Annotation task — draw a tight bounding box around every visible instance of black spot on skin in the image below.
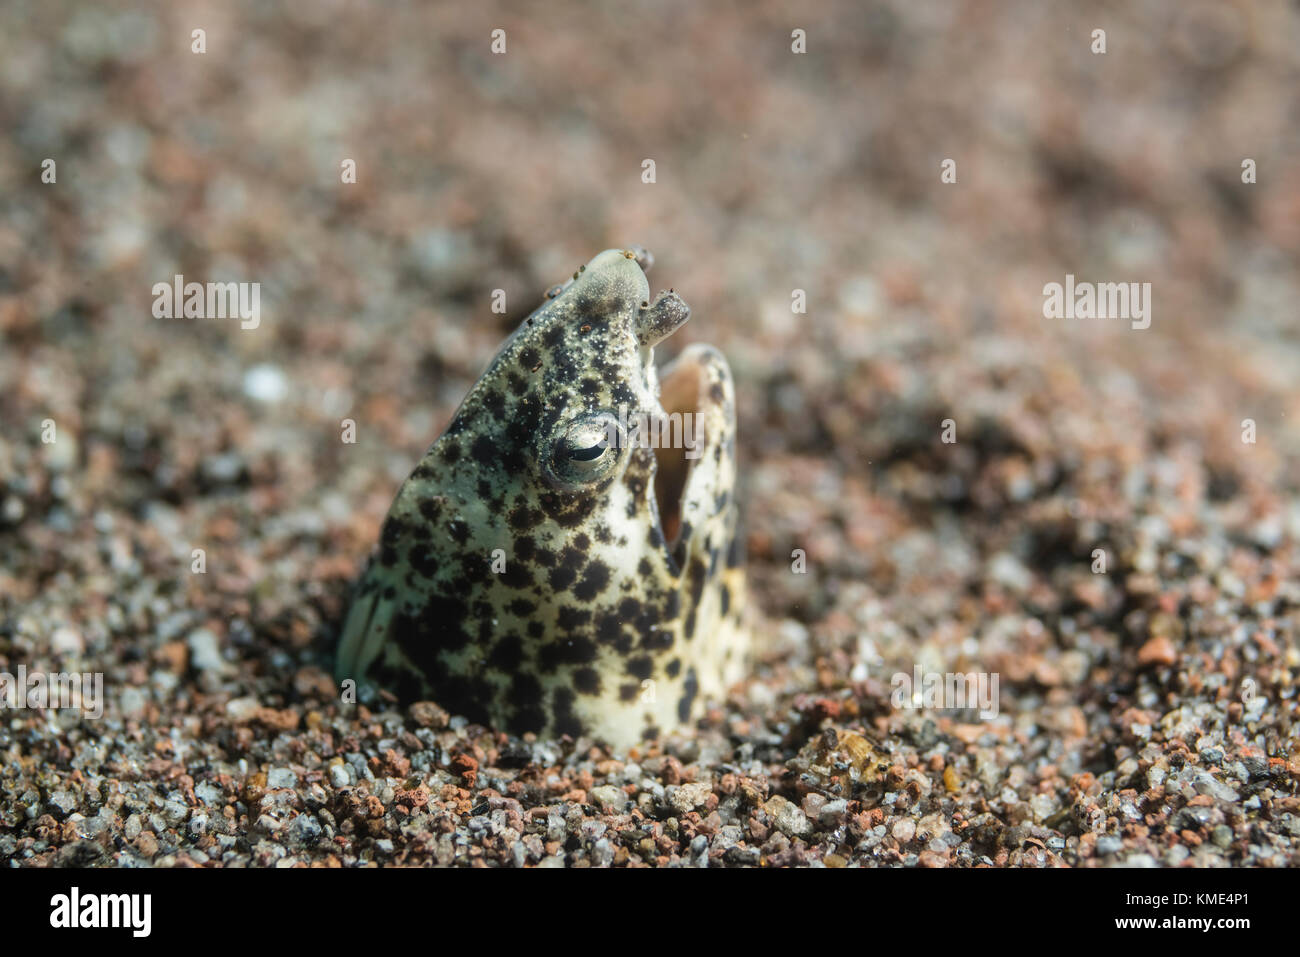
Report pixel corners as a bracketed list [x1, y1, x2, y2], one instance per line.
[548, 564, 577, 592]
[727, 533, 744, 568]
[573, 560, 611, 601]
[720, 584, 731, 615]
[647, 524, 665, 550]
[538, 636, 598, 670]
[688, 557, 707, 611]
[509, 704, 546, 736]
[508, 598, 536, 617]
[623, 599, 665, 653]
[500, 563, 533, 589]
[671, 524, 693, 570]
[501, 446, 527, 476]
[574, 532, 590, 550]
[550, 350, 578, 384]
[508, 505, 542, 531]
[511, 669, 542, 705]
[388, 667, 429, 705]
[595, 613, 625, 649]
[560, 544, 586, 573]
[710, 381, 725, 404]
[417, 497, 442, 523]
[637, 557, 652, 577]
[379, 544, 399, 567]
[447, 519, 471, 545]
[446, 408, 476, 435]
[508, 673, 546, 734]
[626, 656, 653, 681]
[514, 536, 536, 562]
[539, 491, 598, 528]
[519, 346, 541, 370]
[666, 658, 682, 678]
[507, 372, 528, 396]
[556, 605, 591, 629]
[392, 596, 472, 673]
[619, 682, 639, 702]
[482, 390, 506, 418]
[677, 668, 699, 723]
[542, 324, 565, 351]
[470, 435, 496, 466]
[573, 667, 601, 695]
[527, 620, 544, 639]
[579, 377, 601, 397]
[441, 441, 461, 464]
[458, 557, 489, 585]
[389, 614, 437, 677]
[381, 517, 410, 547]
[533, 546, 557, 568]
[488, 633, 524, 672]
[641, 726, 659, 742]
[661, 591, 681, 621]
[408, 544, 438, 577]
[641, 625, 673, 653]
[611, 382, 636, 408]
[552, 687, 584, 737]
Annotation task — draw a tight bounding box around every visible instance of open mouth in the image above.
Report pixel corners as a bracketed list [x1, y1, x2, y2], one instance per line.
[652, 349, 711, 564]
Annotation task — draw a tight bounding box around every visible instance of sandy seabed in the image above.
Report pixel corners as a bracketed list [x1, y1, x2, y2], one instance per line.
[1, 1, 1298, 867]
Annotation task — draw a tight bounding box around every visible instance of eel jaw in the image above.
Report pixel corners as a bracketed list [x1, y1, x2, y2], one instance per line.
[650, 342, 730, 567]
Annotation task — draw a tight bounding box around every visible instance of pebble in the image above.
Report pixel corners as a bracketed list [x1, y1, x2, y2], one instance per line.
[590, 785, 628, 812]
[765, 796, 812, 840]
[47, 791, 78, 818]
[1095, 835, 1124, 855]
[665, 782, 713, 815]
[187, 628, 232, 674]
[267, 768, 298, 790]
[818, 799, 849, 827]
[243, 364, 289, 403]
[50, 627, 84, 656]
[289, 814, 323, 845]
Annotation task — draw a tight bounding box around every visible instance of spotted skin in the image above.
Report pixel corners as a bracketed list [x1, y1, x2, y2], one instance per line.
[336, 248, 746, 748]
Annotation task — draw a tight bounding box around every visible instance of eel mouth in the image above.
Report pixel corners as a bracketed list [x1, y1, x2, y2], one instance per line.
[651, 347, 716, 563]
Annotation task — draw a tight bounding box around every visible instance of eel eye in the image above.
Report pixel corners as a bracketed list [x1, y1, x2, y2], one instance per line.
[547, 412, 626, 488]
[568, 440, 608, 463]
